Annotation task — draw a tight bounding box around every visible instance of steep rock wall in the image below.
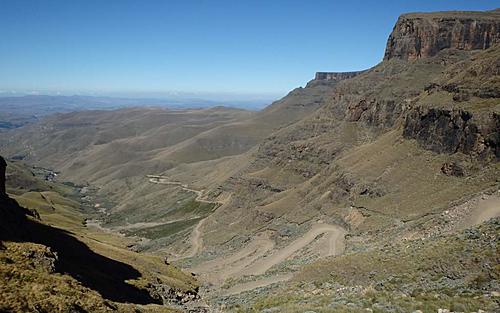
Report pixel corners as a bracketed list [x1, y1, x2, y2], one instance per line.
[306, 71, 366, 87]
[314, 71, 366, 81]
[384, 10, 500, 60]
[403, 108, 500, 159]
[0, 156, 6, 195]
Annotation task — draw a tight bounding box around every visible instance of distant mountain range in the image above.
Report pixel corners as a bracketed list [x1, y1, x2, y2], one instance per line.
[0, 94, 276, 129]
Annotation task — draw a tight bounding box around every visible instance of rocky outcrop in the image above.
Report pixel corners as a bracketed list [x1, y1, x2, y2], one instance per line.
[346, 98, 404, 130]
[314, 71, 366, 81]
[0, 156, 39, 240]
[0, 156, 6, 196]
[384, 10, 500, 60]
[441, 162, 466, 176]
[306, 71, 366, 87]
[403, 108, 500, 160]
[22, 245, 58, 273]
[147, 278, 200, 305]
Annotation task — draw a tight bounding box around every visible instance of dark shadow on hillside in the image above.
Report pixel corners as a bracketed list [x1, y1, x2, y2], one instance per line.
[0, 196, 161, 305]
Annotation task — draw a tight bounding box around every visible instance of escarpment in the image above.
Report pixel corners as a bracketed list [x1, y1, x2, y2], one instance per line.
[384, 9, 500, 60]
[306, 70, 366, 87]
[314, 71, 366, 81]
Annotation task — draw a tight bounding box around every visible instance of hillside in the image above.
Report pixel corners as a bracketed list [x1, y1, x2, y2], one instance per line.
[0, 77, 352, 251]
[175, 9, 500, 310]
[0, 8, 499, 313]
[0, 156, 204, 312]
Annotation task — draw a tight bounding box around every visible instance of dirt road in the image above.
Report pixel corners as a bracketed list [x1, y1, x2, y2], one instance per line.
[147, 175, 223, 259]
[183, 217, 207, 259]
[239, 223, 345, 276]
[147, 175, 223, 205]
[147, 175, 347, 295]
[471, 195, 500, 225]
[189, 223, 345, 295]
[191, 233, 275, 284]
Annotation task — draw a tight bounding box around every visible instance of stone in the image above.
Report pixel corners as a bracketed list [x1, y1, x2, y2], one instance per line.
[23, 246, 58, 273]
[441, 162, 466, 177]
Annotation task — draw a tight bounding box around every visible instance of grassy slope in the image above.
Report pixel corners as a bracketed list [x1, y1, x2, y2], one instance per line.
[0, 242, 178, 313]
[199, 46, 499, 249]
[1, 160, 197, 312]
[234, 219, 500, 313]
[0, 84, 331, 252]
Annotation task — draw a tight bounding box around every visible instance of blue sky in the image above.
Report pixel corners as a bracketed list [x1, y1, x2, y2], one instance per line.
[0, 0, 497, 100]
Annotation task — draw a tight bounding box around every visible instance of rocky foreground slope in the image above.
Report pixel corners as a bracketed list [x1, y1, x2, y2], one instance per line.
[0, 156, 204, 312]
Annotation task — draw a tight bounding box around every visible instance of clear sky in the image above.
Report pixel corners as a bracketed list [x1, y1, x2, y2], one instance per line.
[0, 0, 497, 100]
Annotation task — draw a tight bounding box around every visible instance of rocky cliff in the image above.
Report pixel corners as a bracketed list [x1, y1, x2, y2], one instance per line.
[314, 71, 365, 81]
[403, 108, 500, 160]
[0, 156, 5, 195]
[384, 9, 500, 60]
[306, 71, 366, 88]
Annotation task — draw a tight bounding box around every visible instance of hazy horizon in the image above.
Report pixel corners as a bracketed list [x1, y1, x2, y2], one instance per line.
[0, 0, 497, 101]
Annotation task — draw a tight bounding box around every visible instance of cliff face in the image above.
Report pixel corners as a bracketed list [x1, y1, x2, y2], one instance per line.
[314, 71, 365, 81]
[0, 156, 6, 195]
[306, 71, 365, 88]
[384, 10, 500, 60]
[403, 108, 500, 160]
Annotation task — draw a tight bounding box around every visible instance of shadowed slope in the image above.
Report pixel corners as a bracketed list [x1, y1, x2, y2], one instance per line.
[0, 191, 160, 305]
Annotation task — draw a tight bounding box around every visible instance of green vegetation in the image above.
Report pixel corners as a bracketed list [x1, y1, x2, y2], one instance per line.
[0, 242, 178, 313]
[126, 217, 203, 240]
[1, 160, 198, 312]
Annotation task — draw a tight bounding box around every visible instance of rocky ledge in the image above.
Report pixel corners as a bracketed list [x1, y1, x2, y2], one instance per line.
[403, 107, 500, 160]
[314, 71, 365, 81]
[306, 71, 366, 87]
[384, 9, 500, 60]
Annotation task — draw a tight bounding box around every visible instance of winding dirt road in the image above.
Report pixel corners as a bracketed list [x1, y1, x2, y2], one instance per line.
[191, 222, 346, 295]
[239, 223, 345, 276]
[471, 195, 500, 225]
[183, 217, 207, 259]
[147, 175, 222, 259]
[147, 175, 347, 296]
[147, 175, 222, 205]
[191, 233, 275, 284]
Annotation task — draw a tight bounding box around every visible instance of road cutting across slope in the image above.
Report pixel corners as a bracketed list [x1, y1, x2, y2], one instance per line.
[191, 233, 275, 284]
[471, 195, 500, 225]
[147, 175, 223, 260]
[147, 175, 223, 205]
[239, 223, 345, 276]
[187, 222, 345, 297]
[182, 217, 207, 259]
[147, 174, 347, 295]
